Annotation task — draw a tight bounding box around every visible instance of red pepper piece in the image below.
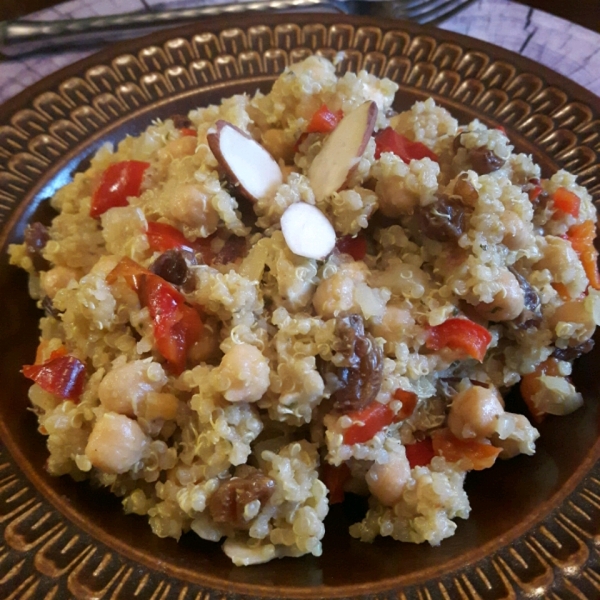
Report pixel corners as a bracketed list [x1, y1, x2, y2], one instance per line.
[138, 273, 202, 374]
[426, 318, 492, 362]
[321, 462, 351, 504]
[567, 220, 600, 290]
[405, 438, 435, 468]
[393, 388, 418, 420]
[343, 402, 396, 445]
[90, 160, 150, 219]
[431, 428, 501, 471]
[23, 355, 86, 401]
[106, 256, 152, 290]
[180, 128, 197, 137]
[147, 222, 195, 253]
[306, 104, 344, 134]
[552, 187, 581, 218]
[374, 127, 439, 163]
[335, 234, 367, 261]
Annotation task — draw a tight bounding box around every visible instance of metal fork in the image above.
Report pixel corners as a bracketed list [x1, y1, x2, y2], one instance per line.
[0, 0, 475, 56]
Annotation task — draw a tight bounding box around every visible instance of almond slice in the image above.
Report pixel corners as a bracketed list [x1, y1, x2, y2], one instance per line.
[281, 202, 336, 260]
[207, 120, 283, 202]
[308, 101, 378, 203]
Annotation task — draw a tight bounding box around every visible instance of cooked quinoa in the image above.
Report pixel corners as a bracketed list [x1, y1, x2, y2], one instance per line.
[9, 56, 600, 566]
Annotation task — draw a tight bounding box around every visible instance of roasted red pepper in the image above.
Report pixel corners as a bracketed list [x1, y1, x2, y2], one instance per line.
[405, 438, 435, 468]
[393, 388, 418, 421]
[343, 402, 395, 445]
[374, 127, 439, 163]
[567, 220, 600, 290]
[426, 318, 492, 362]
[431, 428, 501, 471]
[179, 128, 197, 137]
[138, 273, 202, 374]
[107, 258, 202, 373]
[321, 462, 351, 504]
[90, 160, 150, 219]
[335, 234, 367, 261]
[552, 187, 581, 218]
[23, 355, 86, 401]
[306, 104, 344, 134]
[146, 222, 195, 253]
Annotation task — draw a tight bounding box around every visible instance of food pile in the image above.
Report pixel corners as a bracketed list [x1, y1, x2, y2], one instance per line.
[9, 56, 600, 566]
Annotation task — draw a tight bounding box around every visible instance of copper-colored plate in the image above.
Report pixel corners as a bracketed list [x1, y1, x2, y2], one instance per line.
[1, 12, 600, 600]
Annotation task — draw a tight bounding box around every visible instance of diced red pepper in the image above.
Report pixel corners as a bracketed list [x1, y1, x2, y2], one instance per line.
[374, 127, 439, 163]
[335, 234, 367, 261]
[138, 273, 202, 374]
[23, 355, 86, 401]
[496, 125, 506, 134]
[528, 185, 542, 203]
[106, 256, 152, 290]
[107, 258, 202, 373]
[567, 220, 600, 290]
[520, 357, 562, 423]
[306, 104, 344, 134]
[146, 222, 195, 253]
[393, 388, 418, 421]
[552, 187, 581, 218]
[343, 402, 395, 445]
[405, 438, 435, 468]
[431, 428, 501, 471]
[90, 160, 150, 219]
[426, 317, 491, 360]
[321, 462, 351, 504]
[426, 318, 492, 362]
[180, 128, 197, 137]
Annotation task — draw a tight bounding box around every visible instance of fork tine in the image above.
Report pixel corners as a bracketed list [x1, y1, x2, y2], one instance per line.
[402, 0, 474, 23]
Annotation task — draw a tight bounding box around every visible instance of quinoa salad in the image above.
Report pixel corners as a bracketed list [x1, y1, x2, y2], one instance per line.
[9, 56, 600, 566]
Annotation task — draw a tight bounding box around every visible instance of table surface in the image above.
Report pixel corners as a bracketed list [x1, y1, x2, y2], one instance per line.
[1, 0, 600, 106]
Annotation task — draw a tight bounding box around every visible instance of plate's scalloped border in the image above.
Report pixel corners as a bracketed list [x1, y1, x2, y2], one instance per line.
[1, 15, 600, 600]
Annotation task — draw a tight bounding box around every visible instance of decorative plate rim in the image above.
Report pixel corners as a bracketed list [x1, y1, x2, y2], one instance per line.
[1, 12, 600, 600]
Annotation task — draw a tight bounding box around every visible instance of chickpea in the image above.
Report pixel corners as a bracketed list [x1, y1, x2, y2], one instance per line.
[85, 413, 148, 474]
[549, 300, 596, 342]
[214, 343, 270, 403]
[365, 447, 411, 507]
[370, 305, 415, 343]
[501, 211, 532, 250]
[474, 269, 525, 322]
[376, 177, 419, 217]
[98, 360, 167, 417]
[40, 265, 78, 299]
[312, 263, 366, 319]
[157, 136, 197, 161]
[261, 129, 294, 164]
[535, 236, 587, 299]
[169, 184, 219, 233]
[448, 385, 504, 440]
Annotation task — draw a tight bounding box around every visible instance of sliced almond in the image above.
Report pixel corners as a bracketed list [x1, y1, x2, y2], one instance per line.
[281, 202, 336, 260]
[308, 101, 378, 203]
[207, 120, 283, 202]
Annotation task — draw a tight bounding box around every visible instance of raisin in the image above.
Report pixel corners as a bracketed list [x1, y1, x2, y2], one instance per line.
[24, 222, 51, 271]
[331, 315, 383, 413]
[169, 114, 192, 129]
[212, 236, 247, 266]
[208, 470, 275, 528]
[509, 266, 542, 329]
[41, 296, 61, 319]
[468, 146, 505, 175]
[150, 249, 192, 287]
[552, 339, 595, 362]
[418, 195, 471, 242]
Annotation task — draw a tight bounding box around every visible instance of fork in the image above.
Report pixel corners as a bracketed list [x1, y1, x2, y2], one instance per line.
[0, 0, 475, 56]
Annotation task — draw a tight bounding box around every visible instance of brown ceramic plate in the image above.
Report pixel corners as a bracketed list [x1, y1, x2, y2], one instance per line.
[1, 12, 600, 600]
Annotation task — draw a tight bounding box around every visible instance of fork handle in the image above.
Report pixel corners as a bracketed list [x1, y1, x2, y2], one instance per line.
[0, 0, 336, 56]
